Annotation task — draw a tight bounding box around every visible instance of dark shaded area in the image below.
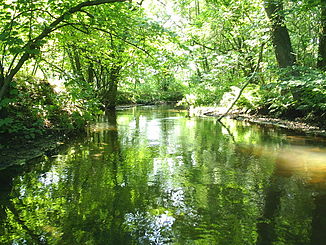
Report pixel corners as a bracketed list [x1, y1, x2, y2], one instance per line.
[318, 0, 326, 70]
[311, 193, 326, 244]
[256, 177, 283, 245]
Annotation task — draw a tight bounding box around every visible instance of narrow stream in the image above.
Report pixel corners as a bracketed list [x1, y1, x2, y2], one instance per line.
[1, 106, 326, 244]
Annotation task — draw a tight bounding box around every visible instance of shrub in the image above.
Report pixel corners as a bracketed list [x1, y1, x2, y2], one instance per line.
[256, 67, 326, 125]
[0, 74, 100, 141]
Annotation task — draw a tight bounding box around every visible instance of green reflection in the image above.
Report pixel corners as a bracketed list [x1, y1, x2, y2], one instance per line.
[0, 106, 326, 244]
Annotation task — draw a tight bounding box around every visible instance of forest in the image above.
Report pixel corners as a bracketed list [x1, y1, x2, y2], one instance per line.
[0, 0, 325, 142]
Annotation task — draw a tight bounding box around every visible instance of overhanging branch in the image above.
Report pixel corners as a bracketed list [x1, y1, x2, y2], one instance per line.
[92, 26, 153, 57]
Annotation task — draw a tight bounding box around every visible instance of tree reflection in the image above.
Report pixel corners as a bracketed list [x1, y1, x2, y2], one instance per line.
[257, 176, 283, 245]
[0, 106, 325, 244]
[311, 192, 326, 244]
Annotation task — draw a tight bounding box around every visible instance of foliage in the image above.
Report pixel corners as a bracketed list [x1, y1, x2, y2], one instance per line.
[164, 0, 326, 125]
[0, 0, 326, 142]
[0, 74, 100, 140]
[0, 0, 181, 140]
[253, 67, 326, 124]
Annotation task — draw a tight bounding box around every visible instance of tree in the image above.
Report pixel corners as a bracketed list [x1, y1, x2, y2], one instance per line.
[318, 0, 326, 69]
[264, 0, 296, 68]
[0, 0, 126, 102]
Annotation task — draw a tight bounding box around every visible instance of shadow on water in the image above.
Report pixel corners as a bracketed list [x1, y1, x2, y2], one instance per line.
[255, 173, 326, 245]
[0, 105, 326, 244]
[0, 160, 55, 244]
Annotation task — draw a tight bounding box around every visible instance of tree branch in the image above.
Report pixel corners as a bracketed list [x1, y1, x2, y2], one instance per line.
[62, 22, 90, 34]
[91, 26, 153, 57]
[31, 0, 126, 44]
[192, 39, 216, 51]
[39, 57, 71, 77]
[217, 42, 265, 121]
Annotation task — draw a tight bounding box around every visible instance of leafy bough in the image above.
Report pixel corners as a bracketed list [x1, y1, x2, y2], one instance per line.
[0, 0, 126, 102]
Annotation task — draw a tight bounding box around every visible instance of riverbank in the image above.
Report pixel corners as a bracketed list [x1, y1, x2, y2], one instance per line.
[1, 104, 325, 170]
[190, 106, 326, 137]
[0, 133, 73, 170]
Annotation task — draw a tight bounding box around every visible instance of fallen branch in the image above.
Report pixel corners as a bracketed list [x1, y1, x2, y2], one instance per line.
[217, 43, 265, 121]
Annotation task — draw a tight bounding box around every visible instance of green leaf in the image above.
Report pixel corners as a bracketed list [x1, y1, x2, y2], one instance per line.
[9, 89, 19, 96]
[0, 117, 13, 127]
[9, 46, 23, 54]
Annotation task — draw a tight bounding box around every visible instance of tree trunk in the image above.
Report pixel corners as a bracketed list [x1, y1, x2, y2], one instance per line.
[106, 80, 118, 109]
[0, 53, 31, 101]
[104, 65, 121, 109]
[317, 0, 326, 70]
[264, 0, 296, 68]
[87, 64, 95, 84]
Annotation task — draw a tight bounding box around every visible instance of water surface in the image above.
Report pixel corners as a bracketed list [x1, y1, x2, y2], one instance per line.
[1, 106, 326, 244]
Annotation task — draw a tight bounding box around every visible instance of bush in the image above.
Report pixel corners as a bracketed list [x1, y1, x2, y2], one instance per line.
[0, 74, 99, 141]
[256, 67, 326, 125]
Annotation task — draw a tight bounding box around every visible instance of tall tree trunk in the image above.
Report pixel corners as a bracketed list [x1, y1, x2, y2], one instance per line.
[0, 64, 4, 88]
[317, 0, 326, 70]
[87, 64, 95, 84]
[104, 65, 121, 109]
[67, 47, 88, 82]
[0, 53, 31, 101]
[264, 0, 296, 68]
[106, 80, 118, 109]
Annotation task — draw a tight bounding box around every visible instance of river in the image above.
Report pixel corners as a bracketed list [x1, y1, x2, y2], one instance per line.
[1, 105, 326, 244]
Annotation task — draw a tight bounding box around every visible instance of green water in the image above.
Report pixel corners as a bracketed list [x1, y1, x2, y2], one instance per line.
[1, 106, 326, 245]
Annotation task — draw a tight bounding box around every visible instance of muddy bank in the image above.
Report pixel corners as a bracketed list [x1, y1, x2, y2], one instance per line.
[190, 106, 326, 137]
[0, 134, 71, 170]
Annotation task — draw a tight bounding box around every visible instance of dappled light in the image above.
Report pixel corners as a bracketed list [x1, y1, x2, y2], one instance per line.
[1, 106, 326, 244]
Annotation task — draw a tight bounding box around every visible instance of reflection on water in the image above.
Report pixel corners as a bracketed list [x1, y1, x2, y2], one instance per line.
[1, 106, 326, 244]
[235, 144, 326, 184]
